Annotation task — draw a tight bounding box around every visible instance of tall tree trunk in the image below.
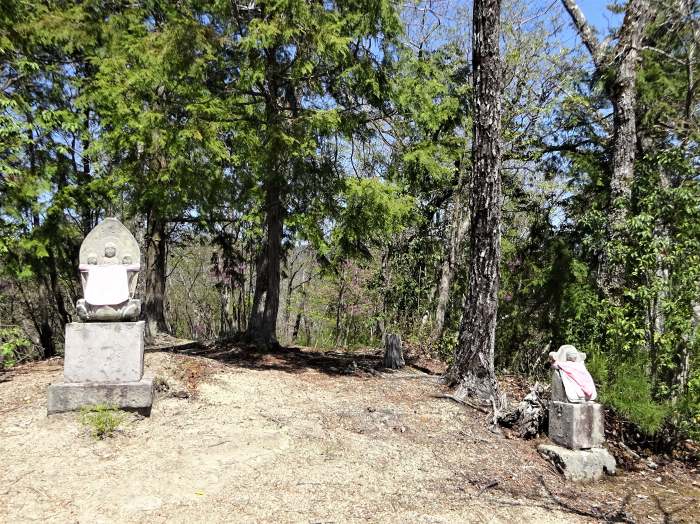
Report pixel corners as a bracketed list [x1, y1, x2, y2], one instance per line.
[248, 247, 268, 335]
[246, 176, 283, 346]
[219, 283, 234, 337]
[78, 109, 96, 237]
[448, 0, 503, 406]
[26, 120, 56, 358]
[602, 4, 649, 293]
[144, 212, 169, 340]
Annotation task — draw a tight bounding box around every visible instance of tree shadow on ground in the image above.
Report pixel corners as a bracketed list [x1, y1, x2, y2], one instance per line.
[152, 339, 411, 377]
[537, 475, 635, 523]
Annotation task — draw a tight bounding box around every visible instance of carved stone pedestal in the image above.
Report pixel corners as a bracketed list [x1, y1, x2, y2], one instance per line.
[47, 377, 153, 415]
[47, 321, 153, 415]
[549, 400, 604, 450]
[64, 322, 145, 382]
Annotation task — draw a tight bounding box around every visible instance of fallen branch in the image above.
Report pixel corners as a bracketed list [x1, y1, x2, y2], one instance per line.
[380, 372, 441, 381]
[476, 479, 499, 497]
[434, 394, 489, 414]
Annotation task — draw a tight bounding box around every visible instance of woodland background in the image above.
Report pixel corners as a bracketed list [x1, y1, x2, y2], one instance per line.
[1, 0, 699, 440]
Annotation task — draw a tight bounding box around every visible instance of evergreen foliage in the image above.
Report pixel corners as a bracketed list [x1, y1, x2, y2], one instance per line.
[1, 0, 698, 439]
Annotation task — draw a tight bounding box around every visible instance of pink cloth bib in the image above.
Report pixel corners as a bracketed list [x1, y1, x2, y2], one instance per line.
[554, 361, 597, 401]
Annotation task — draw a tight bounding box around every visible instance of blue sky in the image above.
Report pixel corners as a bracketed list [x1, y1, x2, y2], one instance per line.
[579, 0, 624, 32]
[553, 0, 624, 40]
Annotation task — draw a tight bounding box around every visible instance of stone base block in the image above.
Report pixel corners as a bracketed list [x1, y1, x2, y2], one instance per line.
[64, 321, 144, 383]
[538, 444, 616, 482]
[47, 377, 153, 415]
[549, 400, 604, 449]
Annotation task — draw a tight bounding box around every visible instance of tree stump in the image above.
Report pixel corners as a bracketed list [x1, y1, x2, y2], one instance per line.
[383, 333, 405, 369]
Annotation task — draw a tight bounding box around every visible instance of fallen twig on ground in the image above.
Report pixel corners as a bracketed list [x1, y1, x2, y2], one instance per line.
[476, 479, 499, 497]
[379, 372, 441, 381]
[434, 394, 489, 414]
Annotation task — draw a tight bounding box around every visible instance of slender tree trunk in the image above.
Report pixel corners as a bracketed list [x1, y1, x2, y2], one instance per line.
[335, 266, 347, 346]
[262, 178, 283, 342]
[26, 120, 56, 358]
[292, 276, 308, 344]
[248, 250, 268, 335]
[448, 0, 503, 406]
[144, 212, 169, 340]
[434, 173, 470, 338]
[78, 109, 95, 237]
[283, 267, 293, 341]
[219, 283, 234, 337]
[602, 25, 644, 293]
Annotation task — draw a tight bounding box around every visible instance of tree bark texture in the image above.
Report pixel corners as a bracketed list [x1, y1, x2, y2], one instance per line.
[434, 168, 470, 339]
[448, 0, 503, 405]
[383, 333, 405, 369]
[604, 0, 652, 293]
[144, 212, 169, 340]
[246, 176, 283, 346]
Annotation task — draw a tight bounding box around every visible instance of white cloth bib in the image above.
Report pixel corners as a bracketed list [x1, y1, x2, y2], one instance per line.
[83, 265, 130, 305]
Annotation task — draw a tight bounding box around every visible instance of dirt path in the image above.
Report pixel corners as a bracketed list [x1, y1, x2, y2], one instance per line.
[1, 346, 697, 523]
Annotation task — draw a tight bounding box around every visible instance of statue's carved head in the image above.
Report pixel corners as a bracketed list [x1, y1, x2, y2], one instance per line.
[550, 344, 586, 365]
[79, 218, 140, 275]
[104, 242, 117, 259]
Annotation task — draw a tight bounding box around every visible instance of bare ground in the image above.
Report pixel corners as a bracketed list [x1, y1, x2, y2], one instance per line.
[1, 343, 698, 523]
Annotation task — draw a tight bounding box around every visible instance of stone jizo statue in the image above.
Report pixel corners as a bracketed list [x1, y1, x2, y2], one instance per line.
[538, 343, 613, 479]
[75, 218, 141, 322]
[548, 344, 597, 403]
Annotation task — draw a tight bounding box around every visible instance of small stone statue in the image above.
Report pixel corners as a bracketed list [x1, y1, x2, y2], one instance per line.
[537, 343, 615, 481]
[548, 344, 597, 403]
[546, 344, 605, 450]
[75, 218, 141, 322]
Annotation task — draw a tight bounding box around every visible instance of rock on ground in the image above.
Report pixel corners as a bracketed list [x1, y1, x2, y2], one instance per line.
[538, 444, 616, 482]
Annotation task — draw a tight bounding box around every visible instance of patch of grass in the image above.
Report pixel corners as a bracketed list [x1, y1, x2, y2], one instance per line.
[80, 404, 125, 439]
[602, 363, 670, 435]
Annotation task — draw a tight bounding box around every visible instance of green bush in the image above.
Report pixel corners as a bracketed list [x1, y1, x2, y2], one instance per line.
[80, 404, 125, 439]
[675, 370, 700, 440]
[0, 326, 32, 369]
[601, 362, 670, 434]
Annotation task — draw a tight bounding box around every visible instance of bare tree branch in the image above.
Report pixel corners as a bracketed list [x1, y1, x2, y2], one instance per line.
[560, 0, 606, 66]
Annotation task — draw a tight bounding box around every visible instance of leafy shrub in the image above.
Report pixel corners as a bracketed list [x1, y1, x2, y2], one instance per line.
[675, 370, 700, 440]
[600, 363, 670, 435]
[0, 326, 32, 369]
[80, 404, 125, 439]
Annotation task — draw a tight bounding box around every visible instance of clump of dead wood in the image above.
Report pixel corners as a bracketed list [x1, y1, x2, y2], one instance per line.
[497, 382, 549, 439]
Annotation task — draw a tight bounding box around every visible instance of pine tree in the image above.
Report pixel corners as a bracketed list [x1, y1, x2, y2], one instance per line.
[448, 0, 504, 406]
